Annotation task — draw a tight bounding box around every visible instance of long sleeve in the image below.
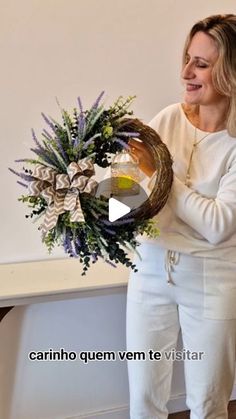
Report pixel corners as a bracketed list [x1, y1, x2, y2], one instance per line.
[169, 161, 236, 245]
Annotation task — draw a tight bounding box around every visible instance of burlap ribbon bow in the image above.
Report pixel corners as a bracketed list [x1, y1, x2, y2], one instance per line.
[28, 158, 98, 233]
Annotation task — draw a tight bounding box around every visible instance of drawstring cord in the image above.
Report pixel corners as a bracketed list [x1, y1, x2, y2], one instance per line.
[165, 250, 180, 285]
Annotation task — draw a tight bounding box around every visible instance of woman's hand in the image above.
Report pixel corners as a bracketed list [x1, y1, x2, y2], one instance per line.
[129, 139, 156, 178]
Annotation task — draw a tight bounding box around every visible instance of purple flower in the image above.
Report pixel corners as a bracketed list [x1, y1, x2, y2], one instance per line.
[77, 97, 83, 113]
[74, 237, 82, 255]
[104, 228, 116, 235]
[105, 259, 117, 268]
[113, 138, 129, 149]
[99, 219, 112, 226]
[76, 237, 81, 247]
[30, 147, 46, 159]
[82, 138, 93, 150]
[91, 252, 98, 262]
[31, 129, 42, 149]
[100, 217, 134, 227]
[42, 129, 53, 139]
[82, 134, 100, 150]
[30, 147, 57, 167]
[91, 91, 105, 110]
[17, 181, 28, 188]
[116, 131, 140, 137]
[55, 138, 69, 163]
[8, 167, 35, 182]
[63, 230, 81, 258]
[15, 158, 31, 163]
[41, 113, 56, 132]
[77, 113, 85, 138]
[63, 231, 73, 254]
[111, 218, 135, 226]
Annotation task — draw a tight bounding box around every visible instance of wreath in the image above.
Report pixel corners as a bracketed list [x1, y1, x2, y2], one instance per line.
[9, 92, 173, 274]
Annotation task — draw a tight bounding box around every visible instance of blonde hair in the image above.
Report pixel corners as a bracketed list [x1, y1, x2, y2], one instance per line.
[183, 14, 236, 137]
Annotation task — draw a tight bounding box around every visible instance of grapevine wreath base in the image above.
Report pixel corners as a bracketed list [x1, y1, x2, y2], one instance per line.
[10, 93, 173, 274]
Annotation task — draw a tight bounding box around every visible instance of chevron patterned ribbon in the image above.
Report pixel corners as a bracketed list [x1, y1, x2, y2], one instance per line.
[28, 158, 98, 233]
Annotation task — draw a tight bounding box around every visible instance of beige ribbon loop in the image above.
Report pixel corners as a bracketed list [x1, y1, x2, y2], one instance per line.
[56, 174, 70, 190]
[42, 191, 66, 232]
[83, 178, 98, 195]
[41, 186, 56, 205]
[78, 158, 95, 177]
[70, 201, 85, 222]
[28, 159, 97, 232]
[28, 180, 49, 196]
[64, 189, 78, 211]
[67, 162, 81, 180]
[71, 175, 88, 189]
[33, 164, 57, 184]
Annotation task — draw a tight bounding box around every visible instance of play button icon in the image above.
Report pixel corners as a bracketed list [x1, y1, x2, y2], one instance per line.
[108, 197, 131, 222]
[95, 176, 150, 225]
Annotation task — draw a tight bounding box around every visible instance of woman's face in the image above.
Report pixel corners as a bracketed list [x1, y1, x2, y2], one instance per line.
[181, 31, 223, 106]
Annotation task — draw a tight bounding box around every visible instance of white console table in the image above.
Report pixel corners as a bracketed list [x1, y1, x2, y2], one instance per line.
[0, 258, 128, 307]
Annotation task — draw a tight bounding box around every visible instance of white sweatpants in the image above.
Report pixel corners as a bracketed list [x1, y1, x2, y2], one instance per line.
[126, 242, 236, 419]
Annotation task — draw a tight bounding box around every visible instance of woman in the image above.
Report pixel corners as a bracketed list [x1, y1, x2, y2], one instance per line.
[127, 14, 236, 419]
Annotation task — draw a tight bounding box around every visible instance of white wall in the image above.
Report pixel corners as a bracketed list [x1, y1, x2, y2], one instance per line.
[0, 292, 129, 419]
[1, 1, 236, 418]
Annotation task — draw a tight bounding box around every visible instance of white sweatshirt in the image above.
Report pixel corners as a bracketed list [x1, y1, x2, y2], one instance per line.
[141, 103, 236, 264]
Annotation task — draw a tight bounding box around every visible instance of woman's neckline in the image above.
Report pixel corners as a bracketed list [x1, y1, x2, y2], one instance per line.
[179, 103, 227, 135]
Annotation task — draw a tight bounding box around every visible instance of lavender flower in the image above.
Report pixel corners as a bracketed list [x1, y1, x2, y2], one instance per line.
[116, 131, 140, 137]
[77, 113, 85, 140]
[76, 237, 81, 247]
[42, 129, 53, 140]
[104, 227, 116, 236]
[77, 96, 83, 113]
[111, 218, 135, 226]
[100, 219, 113, 226]
[30, 148, 58, 169]
[73, 238, 81, 256]
[91, 91, 105, 110]
[100, 217, 134, 227]
[55, 137, 69, 163]
[15, 158, 31, 163]
[41, 113, 56, 132]
[113, 138, 129, 149]
[17, 181, 28, 188]
[31, 129, 43, 149]
[30, 147, 47, 159]
[8, 167, 35, 182]
[63, 230, 77, 257]
[82, 133, 101, 150]
[91, 252, 98, 262]
[105, 259, 117, 268]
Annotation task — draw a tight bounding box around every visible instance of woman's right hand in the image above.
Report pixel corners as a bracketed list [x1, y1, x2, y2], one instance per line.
[129, 139, 156, 178]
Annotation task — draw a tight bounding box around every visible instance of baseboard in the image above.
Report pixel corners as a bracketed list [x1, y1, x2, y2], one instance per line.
[167, 382, 236, 414]
[66, 383, 236, 419]
[66, 405, 130, 419]
[65, 395, 187, 419]
[230, 384, 236, 400]
[167, 393, 188, 413]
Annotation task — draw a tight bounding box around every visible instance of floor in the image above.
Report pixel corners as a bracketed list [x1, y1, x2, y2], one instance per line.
[168, 400, 236, 418]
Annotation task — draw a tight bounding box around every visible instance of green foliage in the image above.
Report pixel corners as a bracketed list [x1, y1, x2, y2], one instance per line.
[139, 219, 160, 239]
[18, 195, 47, 219]
[42, 229, 57, 254]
